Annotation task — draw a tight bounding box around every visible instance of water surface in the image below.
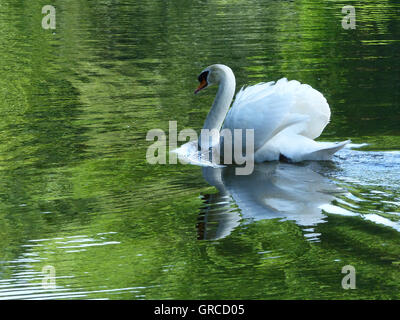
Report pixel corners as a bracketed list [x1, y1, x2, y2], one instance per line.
[0, 0, 399, 299]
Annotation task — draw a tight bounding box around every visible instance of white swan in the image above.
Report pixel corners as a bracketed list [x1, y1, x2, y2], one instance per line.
[194, 64, 350, 163]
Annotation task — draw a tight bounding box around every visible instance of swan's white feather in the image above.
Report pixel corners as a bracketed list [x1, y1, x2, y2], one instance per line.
[223, 77, 343, 161]
[254, 133, 350, 163]
[224, 81, 296, 151]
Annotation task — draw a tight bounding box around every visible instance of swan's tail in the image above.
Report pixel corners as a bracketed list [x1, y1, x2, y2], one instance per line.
[255, 133, 351, 162]
[305, 140, 351, 160]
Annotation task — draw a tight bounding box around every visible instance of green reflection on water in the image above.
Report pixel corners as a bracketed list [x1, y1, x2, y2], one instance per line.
[0, 0, 399, 299]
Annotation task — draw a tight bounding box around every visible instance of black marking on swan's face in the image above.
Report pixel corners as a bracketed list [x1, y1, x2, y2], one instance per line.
[198, 71, 209, 83]
[195, 70, 209, 94]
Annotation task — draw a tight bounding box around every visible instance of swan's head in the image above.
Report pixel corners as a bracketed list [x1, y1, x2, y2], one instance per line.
[194, 64, 232, 94]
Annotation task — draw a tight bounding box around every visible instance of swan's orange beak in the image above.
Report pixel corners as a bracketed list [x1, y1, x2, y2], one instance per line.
[194, 79, 208, 94]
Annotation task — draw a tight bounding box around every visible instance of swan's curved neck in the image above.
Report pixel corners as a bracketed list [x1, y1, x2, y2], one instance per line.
[202, 67, 236, 132]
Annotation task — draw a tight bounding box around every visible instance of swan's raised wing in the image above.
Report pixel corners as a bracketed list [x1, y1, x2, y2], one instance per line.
[282, 79, 330, 139]
[223, 78, 332, 153]
[223, 79, 310, 151]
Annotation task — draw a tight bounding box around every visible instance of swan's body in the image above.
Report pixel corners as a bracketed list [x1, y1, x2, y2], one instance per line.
[194, 64, 349, 163]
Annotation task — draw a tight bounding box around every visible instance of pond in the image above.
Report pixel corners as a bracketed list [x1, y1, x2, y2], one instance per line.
[0, 0, 399, 299]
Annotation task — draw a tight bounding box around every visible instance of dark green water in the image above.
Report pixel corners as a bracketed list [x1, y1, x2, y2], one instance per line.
[0, 0, 399, 299]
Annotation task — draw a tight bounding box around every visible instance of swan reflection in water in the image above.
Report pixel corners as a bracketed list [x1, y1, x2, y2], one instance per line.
[197, 162, 345, 241]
